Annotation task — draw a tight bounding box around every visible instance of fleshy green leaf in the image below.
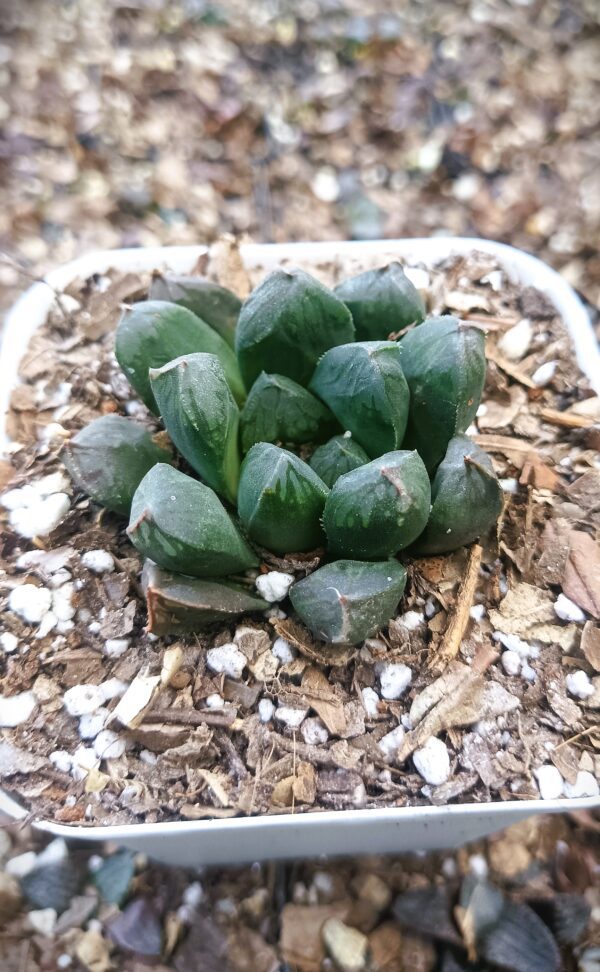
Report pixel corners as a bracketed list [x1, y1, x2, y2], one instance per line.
[398, 315, 486, 471]
[235, 267, 355, 388]
[115, 300, 245, 413]
[92, 850, 135, 906]
[240, 372, 339, 452]
[150, 352, 240, 504]
[149, 272, 241, 346]
[237, 443, 329, 554]
[289, 559, 407, 644]
[323, 450, 431, 558]
[62, 414, 171, 516]
[309, 435, 370, 488]
[411, 435, 502, 555]
[310, 341, 410, 458]
[128, 464, 257, 577]
[334, 262, 426, 341]
[142, 561, 268, 635]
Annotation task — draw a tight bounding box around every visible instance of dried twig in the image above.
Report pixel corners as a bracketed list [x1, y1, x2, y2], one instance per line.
[538, 407, 595, 430]
[147, 708, 237, 728]
[485, 345, 537, 389]
[0, 251, 71, 320]
[427, 544, 482, 673]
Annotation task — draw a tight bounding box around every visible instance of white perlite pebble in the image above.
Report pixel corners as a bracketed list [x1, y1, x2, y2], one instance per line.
[0, 691, 37, 728]
[497, 318, 533, 361]
[501, 650, 522, 676]
[379, 663, 412, 700]
[206, 643, 246, 679]
[79, 709, 108, 740]
[104, 638, 130, 658]
[499, 477, 519, 494]
[0, 632, 18, 653]
[399, 610, 424, 630]
[206, 693, 225, 710]
[413, 737, 451, 786]
[9, 493, 70, 539]
[534, 764, 564, 800]
[71, 746, 100, 781]
[404, 266, 430, 291]
[255, 571, 295, 602]
[301, 717, 329, 746]
[52, 583, 75, 622]
[563, 771, 599, 799]
[258, 698, 275, 723]
[378, 725, 405, 761]
[94, 729, 126, 760]
[272, 636, 297, 664]
[470, 604, 486, 622]
[275, 705, 308, 729]
[554, 594, 586, 623]
[5, 851, 38, 878]
[139, 749, 158, 766]
[566, 670, 595, 700]
[361, 687, 380, 718]
[8, 585, 52, 624]
[63, 684, 106, 717]
[81, 550, 115, 574]
[493, 631, 538, 659]
[532, 360, 557, 387]
[49, 750, 73, 774]
[28, 908, 57, 936]
[469, 854, 489, 879]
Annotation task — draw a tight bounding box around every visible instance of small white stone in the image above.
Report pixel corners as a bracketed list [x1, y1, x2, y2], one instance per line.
[81, 550, 115, 574]
[8, 584, 52, 624]
[521, 662, 537, 683]
[501, 650, 522, 676]
[63, 684, 105, 717]
[206, 643, 246, 679]
[554, 594, 586, 623]
[206, 693, 225, 709]
[311, 167, 339, 202]
[532, 360, 557, 387]
[566, 670, 595, 699]
[103, 638, 129, 658]
[79, 708, 108, 740]
[94, 729, 126, 760]
[378, 725, 405, 761]
[534, 764, 564, 800]
[99, 678, 127, 701]
[272, 636, 297, 664]
[49, 569, 72, 589]
[413, 736, 451, 786]
[28, 908, 57, 936]
[57, 954, 72, 969]
[5, 851, 37, 878]
[498, 318, 533, 361]
[139, 749, 158, 765]
[36, 610, 58, 639]
[0, 632, 18, 653]
[274, 705, 307, 729]
[49, 750, 73, 773]
[361, 687, 380, 718]
[88, 621, 101, 634]
[2, 485, 36, 510]
[404, 267, 430, 291]
[52, 583, 76, 622]
[379, 663, 412, 700]
[563, 771, 599, 799]
[399, 610, 424, 630]
[258, 698, 275, 723]
[71, 746, 100, 781]
[9, 493, 70, 538]
[0, 691, 37, 727]
[255, 571, 294, 602]
[468, 853, 489, 879]
[182, 881, 204, 908]
[300, 717, 329, 746]
[481, 270, 504, 292]
[493, 631, 536, 658]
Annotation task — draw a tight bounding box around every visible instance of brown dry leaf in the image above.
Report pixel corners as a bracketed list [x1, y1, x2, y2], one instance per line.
[271, 776, 295, 808]
[566, 469, 600, 512]
[293, 761, 317, 804]
[546, 670, 583, 727]
[473, 433, 534, 469]
[488, 820, 534, 879]
[562, 530, 600, 618]
[478, 386, 527, 430]
[279, 903, 351, 972]
[581, 622, 600, 672]
[273, 617, 355, 667]
[330, 740, 363, 770]
[110, 669, 162, 729]
[300, 666, 347, 736]
[519, 452, 562, 491]
[399, 664, 486, 762]
[488, 582, 578, 649]
[198, 768, 232, 807]
[206, 235, 251, 297]
[368, 922, 403, 971]
[550, 743, 580, 784]
[428, 543, 482, 672]
[228, 926, 279, 972]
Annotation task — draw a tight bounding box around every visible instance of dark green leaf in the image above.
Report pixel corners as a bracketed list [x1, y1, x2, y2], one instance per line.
[309, 434, 370, 488]
[334, 262, 425, 341]
[240, 372, 339, 452]
[149, 272, 240, 346]
[92, 850, 135, 906]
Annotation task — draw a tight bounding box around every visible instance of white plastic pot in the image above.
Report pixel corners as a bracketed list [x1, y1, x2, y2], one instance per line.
[1, 238, 598, 866]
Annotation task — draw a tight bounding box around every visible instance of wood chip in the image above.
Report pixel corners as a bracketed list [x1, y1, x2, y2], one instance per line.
[428, 544, 482, 673]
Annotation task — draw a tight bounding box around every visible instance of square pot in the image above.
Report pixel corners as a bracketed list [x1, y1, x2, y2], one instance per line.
[1, 237, 599, 866]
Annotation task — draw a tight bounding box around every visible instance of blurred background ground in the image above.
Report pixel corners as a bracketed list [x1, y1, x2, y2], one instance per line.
[0, 0, 599, 969]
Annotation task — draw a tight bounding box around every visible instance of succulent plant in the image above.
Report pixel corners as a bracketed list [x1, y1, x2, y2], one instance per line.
[237, 443, 329, 554]
[149, 272, 241, 347]
[240, 372, 339, 452]
[143, 561, 268, 635]
[115, 300, 246, 412]
[235, 267, 355, 388]
[149, 352, 240, 503]
[310, 341, 410, 458]
[289, 559, 407, 644]
[334, 262, 426, 341]
[309, 434, 370, 488]
[398, 315, 486, 471]
[412, 435, 503, 555]
[61, 414, 171, 516]
[128, 464, 257, 577]
[323, 450, 431, 558]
